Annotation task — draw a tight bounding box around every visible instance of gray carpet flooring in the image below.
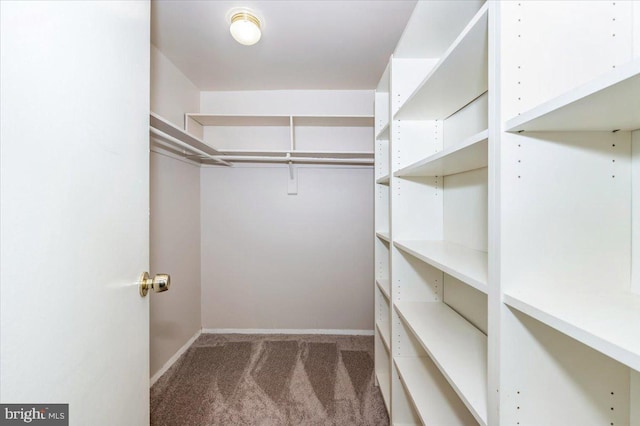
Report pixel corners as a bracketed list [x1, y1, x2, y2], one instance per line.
[151, 334, 390, 425]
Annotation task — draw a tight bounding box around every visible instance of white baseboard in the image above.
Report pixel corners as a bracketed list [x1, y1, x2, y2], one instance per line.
[150, 328, 202, 386]
[201, 328, 375, 336]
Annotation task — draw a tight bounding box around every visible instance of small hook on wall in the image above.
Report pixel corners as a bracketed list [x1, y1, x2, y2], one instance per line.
[287, 161, 297, 195]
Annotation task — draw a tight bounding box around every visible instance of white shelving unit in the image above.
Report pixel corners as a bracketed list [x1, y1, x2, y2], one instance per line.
[376, 278, 390, 301]
[395, 356, 477, 426]
[386, 1, 489, 424]
[393, 357, 432, 425]
[394, 130, 488, 178]
[394, 3, 488, 121]
[394, 240, 488, 294]
[375, 286, 392, 413]
[375, 174, 390, 185]
[149, 112, 231, 166]
[496, 2, 640, 424]
[375, 231, 391, 243]
[505, 59, 640, 132]
[185, 113, 374, 165]
[375, 1, 640, 424]
[396, 302, 488, 425]
[503, 288, 640, 371]
[374, 61, 392, 416]
[376, 0, 640, 426]
[375, 347, 391, 414]
[376, 124, 389, 141]
[149, 111, 375, 166]
[377, 378, 390, 412]
[376, 321, 391, 352]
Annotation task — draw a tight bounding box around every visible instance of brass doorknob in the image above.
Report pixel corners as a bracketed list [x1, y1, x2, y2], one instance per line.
[139, 272, 170, 297]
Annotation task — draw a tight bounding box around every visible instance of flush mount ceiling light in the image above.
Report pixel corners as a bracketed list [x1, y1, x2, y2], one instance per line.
[228, 9, 262, 46]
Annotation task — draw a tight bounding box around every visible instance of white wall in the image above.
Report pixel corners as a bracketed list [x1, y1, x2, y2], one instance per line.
[200, 165, 375, 331]
[199, 90, 375, 332]
[149, 45, 201, 378]
[150, 45, 199, 126]
[200, 89, 373, 116]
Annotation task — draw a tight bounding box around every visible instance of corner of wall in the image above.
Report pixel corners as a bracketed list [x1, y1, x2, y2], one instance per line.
[150, 44, 200, 126]
[149, 44, 204, 380]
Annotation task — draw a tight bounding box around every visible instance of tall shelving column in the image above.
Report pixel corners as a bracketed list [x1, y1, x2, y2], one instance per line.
[497, 1, 640, 425]
[385, 1, 490, 424]
[376, 1, 640, 424]
[374, 63, 391, 415]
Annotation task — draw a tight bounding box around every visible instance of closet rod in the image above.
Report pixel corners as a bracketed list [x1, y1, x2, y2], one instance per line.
[149, 127, 232, 167]
[150, 137, 202, 162]
[207, 155, 374, 165]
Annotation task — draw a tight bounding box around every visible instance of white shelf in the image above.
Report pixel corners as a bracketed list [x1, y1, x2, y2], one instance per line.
[394, 130, 488, 177]
[376, 279, 390, 302]
[395, 302, 488, 426]
[394, 240, 488, 294]
[293, 116, 373, 127]
[150, 112, 219, 155]
[188, 114, 290, 126]
[504, 287, 640, 372]
[289, 150, 373, 159]
[187, 113, 373, 127]
[150, 113, 373, 165]
[395, 356, 477, 426]
[217, 149, 289, 157]
[376, 231, 391, 243]
[393, 1, 485, 59]
[375, 369, 391, 412]
[394, 4, 488, 120]
[184, 112, 374, 165]
[216, 150, 374, 159]
[505, 59, 640, 132]
[376, 123, 389, 141]
[394, 357, 435, 426]
[376, 322, 391, 353]
[376, 174, 390, 185]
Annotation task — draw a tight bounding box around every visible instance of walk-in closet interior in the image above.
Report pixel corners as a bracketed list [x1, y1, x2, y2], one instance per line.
[4, 0, 636, 424]
[148, 0, 640, 424]
[146, 1, 411, 384]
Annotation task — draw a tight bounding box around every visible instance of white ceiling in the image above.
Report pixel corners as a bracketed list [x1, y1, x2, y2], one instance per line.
[151, 0, 417, 91]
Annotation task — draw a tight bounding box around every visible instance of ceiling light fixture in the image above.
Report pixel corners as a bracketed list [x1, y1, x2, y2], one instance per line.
[229, 9, 262, 46]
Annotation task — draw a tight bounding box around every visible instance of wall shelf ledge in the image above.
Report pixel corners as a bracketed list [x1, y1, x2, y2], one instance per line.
[394, 130, 488, 177]
[504, 287, 640, 371]
[505, 58, 640, 132]
[394, 240, 488, 293]
[395, 301, 488, 426]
